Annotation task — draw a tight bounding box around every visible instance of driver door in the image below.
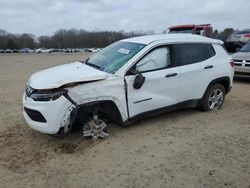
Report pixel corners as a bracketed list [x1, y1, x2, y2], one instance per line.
[125, 45, 180, 118]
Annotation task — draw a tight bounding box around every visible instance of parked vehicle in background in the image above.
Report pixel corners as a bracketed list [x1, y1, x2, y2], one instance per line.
[23, 34, 233, 140]
[5, 49, 13, 53]
[85, 48, 92, 52]
[12, 49, 19, 53]
[232, 41, 250, 78]
[20, 48, 34, 53]
[168, 24, 213, 38]
[35, 48, 51, 53]
[0, 49, 19, 53]
[49, 48, 62, 53]
[72, 48, 79, 52]
[78, 48, 85, 52]
[91, 48, 100, 53]
[65, 48, 73, 53]
[85, 48, 101, 53]
[225, 29, 250, 53]
[227, 29, 250, 44]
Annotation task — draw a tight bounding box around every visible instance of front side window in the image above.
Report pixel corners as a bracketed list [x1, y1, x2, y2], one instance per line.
[86, 42, 145, 74]
[136, 47, 171, 72]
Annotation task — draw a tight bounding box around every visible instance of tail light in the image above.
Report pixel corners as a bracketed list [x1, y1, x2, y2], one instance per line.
[243, 34, 250, 38]
[230, 59, 234, 68]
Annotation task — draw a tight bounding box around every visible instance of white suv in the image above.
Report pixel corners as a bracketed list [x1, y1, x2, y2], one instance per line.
[23, 34, 234, 140]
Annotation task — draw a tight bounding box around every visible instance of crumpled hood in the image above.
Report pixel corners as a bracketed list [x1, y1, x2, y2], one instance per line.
[232, 52, 250, 60]
[29, 62, 108, 90]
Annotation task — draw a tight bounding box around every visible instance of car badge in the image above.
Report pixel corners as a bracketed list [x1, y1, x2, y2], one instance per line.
[242, 60, 246, 66]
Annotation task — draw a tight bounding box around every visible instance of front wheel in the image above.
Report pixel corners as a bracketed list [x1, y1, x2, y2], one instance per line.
[83, 114, 108, 141]
[200, 84, 225, 111]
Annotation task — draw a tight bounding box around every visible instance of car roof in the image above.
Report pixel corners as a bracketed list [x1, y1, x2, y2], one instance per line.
[121, 34, 223, 45]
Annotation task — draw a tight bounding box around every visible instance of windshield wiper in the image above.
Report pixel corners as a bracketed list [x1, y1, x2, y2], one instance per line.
[83, 58, 102, 70]
[79, 58, 89, 64]
[86, 62, 102, 70]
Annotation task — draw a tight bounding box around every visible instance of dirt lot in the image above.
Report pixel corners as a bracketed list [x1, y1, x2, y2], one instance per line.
[0, 53, 249, 188]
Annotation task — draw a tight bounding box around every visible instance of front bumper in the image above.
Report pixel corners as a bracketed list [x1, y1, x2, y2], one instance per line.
[23, 94, 74, 134]
[234, 66, 250, 78]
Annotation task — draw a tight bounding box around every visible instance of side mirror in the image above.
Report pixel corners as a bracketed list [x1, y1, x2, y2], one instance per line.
[133, 72, 145, 89]
[127, 67, 137, 75]
[235, 47, 241, 52]
[127, 66, 146, 89]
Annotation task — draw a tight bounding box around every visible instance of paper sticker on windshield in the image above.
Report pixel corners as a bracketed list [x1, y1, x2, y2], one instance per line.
[118, 48, 130, 54]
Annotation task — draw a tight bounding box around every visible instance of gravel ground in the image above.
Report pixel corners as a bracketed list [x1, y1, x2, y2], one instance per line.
[0, 53, 249, 188]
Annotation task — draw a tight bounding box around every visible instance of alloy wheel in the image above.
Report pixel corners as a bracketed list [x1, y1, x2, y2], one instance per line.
[208, 88, 224, 110]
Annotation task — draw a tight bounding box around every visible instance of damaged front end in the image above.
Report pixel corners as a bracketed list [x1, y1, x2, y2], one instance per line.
[25, 85, 68, 102]
[24, 82, 117, 140]
[23, 61, 124, 140]
[23, 84, 76, 135]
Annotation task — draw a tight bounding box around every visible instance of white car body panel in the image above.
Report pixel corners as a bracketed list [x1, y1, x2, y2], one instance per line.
[23, 94, 74, 134]
[67, 75, 128, 121]
[178, 62, 205, 102]
[125, 67, 180, 117]
[29, 62, 108, 90]
[212, 44, 234, 85]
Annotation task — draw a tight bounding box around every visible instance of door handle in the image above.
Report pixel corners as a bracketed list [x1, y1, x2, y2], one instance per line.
[204, 65, 213, 69]
[165, 73, 178, 78]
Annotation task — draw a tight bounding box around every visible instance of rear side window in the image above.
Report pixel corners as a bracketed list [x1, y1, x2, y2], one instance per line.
[175, 43, 215, 66]
[205, 44, 216, 58]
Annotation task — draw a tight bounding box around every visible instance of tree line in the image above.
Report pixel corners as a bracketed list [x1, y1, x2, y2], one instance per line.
[0, 29, 154, 49]
[0, 28, 235, 50]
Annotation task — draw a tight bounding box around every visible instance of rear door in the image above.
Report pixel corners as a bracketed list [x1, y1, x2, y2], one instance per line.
[174, 43, 211, 102]
[125, 45, 180, 118]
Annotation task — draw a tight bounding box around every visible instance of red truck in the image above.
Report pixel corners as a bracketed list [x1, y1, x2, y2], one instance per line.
[168, 24, 213, 38]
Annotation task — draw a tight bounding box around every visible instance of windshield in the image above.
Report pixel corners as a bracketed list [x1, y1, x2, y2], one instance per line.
[169, 28, 193, 34]
[240, 42, 250, 52]
[85, 42, 145, 73]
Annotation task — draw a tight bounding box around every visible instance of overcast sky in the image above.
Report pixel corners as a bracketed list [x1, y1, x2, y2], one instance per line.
[0, 0, 249, 36]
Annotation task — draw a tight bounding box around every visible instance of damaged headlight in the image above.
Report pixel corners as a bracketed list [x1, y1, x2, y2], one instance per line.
[26, 85, 67, 101]
[30, 90, 67, 101]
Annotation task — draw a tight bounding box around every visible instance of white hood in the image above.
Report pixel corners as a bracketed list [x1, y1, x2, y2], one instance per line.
[29, 62, 108, 90]
[232, 52, 250, 60]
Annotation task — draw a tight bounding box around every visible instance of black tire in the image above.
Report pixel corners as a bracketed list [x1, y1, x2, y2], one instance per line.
[200, 83, 226, 111]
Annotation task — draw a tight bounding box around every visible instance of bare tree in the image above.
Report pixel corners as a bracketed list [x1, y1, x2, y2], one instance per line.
[0, 29, 9, 49]
[0, 28, 154, 49]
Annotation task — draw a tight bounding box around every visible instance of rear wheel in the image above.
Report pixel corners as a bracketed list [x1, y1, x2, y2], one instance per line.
[200, 84, 225, 111]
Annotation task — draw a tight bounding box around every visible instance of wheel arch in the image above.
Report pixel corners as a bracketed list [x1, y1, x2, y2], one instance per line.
[70, 100, 124, 127]
[203, 77, 231, 98]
